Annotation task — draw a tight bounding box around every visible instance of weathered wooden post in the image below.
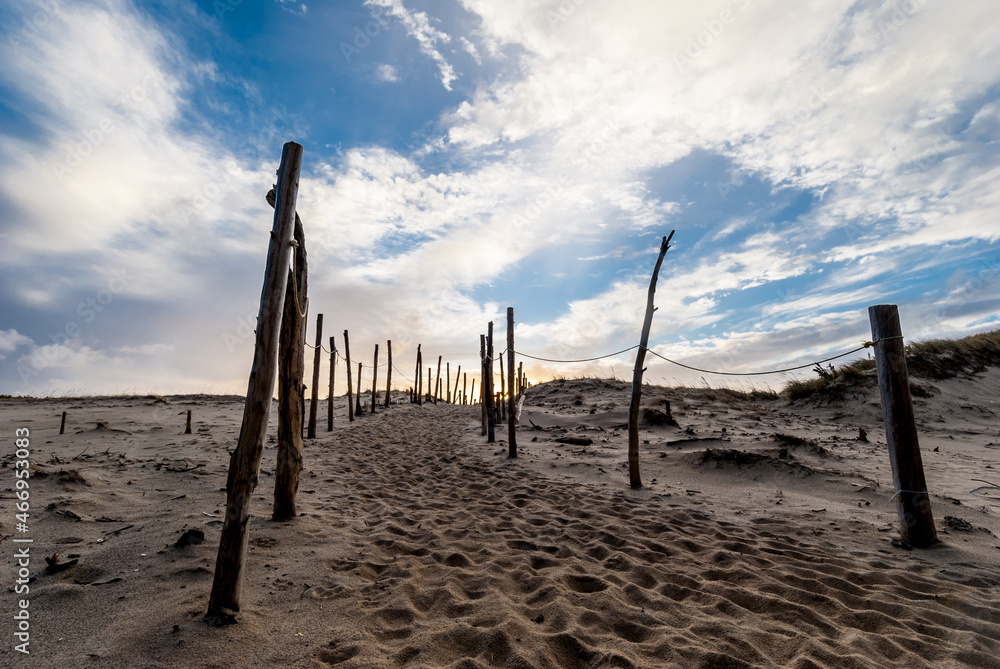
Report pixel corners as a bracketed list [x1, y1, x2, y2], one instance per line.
[499, 350, 506, 423]
[480, 335, 487, 433]
[344, 330, 354, 422]
[627, 231, 674, 489]
[486, 322, 495, 443]
[185, 410, 192, 435]
[328, 336, 335, 432]
[385, 340, 392, 408]
[415, 345, 422, 405]
[427, 367, 432, 402]
[518, 362, 524, 398]
[371, 344, 379, 414]
[273, 206, 307, 522]
[208, 140, 302, 620]
[869, 304, 938, 548]
[462, 372, 468, 406]
[446, 362, 451, 403]
[470, 378, 476, 406]
[453, 365, 461, 404]
[307, 313, 323, 439]
[434, 356, 442, 404]
[59, 411, 67, 435]
[356, 362, 363, 415]
[507, 307, 517, 458]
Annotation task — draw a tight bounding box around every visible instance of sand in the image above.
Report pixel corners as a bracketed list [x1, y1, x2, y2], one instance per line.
[1, 374, 999, 668]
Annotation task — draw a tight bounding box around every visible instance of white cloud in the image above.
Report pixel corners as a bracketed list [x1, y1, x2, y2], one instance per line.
[376, 63, 400, 82]
[365, 0, 457, 90]
[275, 1, 308, 16]
[0, 329, 34, 359]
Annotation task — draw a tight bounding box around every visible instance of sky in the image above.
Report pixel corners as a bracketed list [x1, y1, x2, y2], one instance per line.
[1, 0, 999, 397]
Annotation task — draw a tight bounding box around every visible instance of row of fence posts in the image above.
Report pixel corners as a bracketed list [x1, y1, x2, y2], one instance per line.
[204, 143, 937, 627]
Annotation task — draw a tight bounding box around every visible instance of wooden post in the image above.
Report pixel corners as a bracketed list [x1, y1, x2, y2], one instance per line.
[480, 335, 487, 433]
[518, 362, 524, 398]
[627, 231, 674, 490]
[356, 363, 363, 415]
[428, 367, 432, 402]
[307, 314, 322, 439]
[470, 378, 476, 406]
[434, 356, 442, 404]
[462, 373, 467, 406]
[185, 410, 192, 434]
[453, 365, 461, 404]
[415, 345, 422, 406]
[869, 304, 938, 548]
[385, 340, 392, 408]
[59, 411, 67, 435]
[371, 344, 379, 414]
[208, 140, 302, 619]
[499, 349, 506, 423]
[486, 322, 495, 443]
[328, 336, 335, 432]
[344, 330, 354, 422]
[273, 209, 307, 522]
[507, 307, 517, 458]
[446, 362, 451, 403]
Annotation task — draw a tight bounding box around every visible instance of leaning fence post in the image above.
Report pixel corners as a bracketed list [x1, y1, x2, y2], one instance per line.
[627, 231, 674, 489]
[208, 140, 302, 620]
[415, 345, 422, 405]
[435, 356, 442, 404]
[507, 307, 517, 458]
[307, 313, 323, 439]
[868, 304, 938, 548]
[344, 330, 354, 422]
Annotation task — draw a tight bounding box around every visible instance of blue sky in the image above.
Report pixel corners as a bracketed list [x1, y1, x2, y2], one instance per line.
[1, 0, 999, 396]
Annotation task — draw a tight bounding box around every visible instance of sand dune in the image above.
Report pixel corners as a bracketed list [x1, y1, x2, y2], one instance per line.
[2, 379, 999, 667]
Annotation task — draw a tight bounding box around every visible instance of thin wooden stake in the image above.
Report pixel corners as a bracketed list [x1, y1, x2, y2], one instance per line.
[480, 335, 487, 434]
[415, 345, 422, 406]
[208, 140, 302, 619]
[60, 411, 67, 435]
[328, 336, 335, 432]
[371, 344, 379, 414]
[356, 363, 363, 415]
[307, 313, 323, 439]
[486, 322, 495, 443]
[446, 362, 451, 403]
[435, 356, 442, 404]
[385, 340, 392, 408]
[344, 330, 354, 422]
[463, 373, 468, 406]
[627, 231, 674, 489]
[507, 307, 517, 458]
[185, 410, 192, 435]
[869, 304, 938, 548]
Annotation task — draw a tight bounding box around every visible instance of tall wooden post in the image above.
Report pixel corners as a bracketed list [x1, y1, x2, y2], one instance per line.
[208, 140, 302, 619]
[446, 362, 451, 403]
[627, 231, 674, 490]
[453, 365, 461, 404]
[185, 410, 192, 434]
[371, 344, 379, 414]
[273, 207, 307, 522]
[486, 322, 495, 443]
[470, 378, 476, 406]
[869, 305, 938, 548]
[518, 362, 524, 398]
[60, 411, 67, 435]
[328, 336, 335, 432]
[385, 340, 392, 408]
[499, 350, 506, 423]
[434, 356, 442, 404]
[356, 363, 363, 415]
[428, 367, 432, 403]
[480, 335, 487, 433]
[415, 345, 422, 406]
[307, 314, 323, 439]
[507, 307, 517, 458]
[462, 373, 467, 406]
[343, 330, 354, 422]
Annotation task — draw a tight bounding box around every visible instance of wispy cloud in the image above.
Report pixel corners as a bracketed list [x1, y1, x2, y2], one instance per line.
[365, 0, 457, 90]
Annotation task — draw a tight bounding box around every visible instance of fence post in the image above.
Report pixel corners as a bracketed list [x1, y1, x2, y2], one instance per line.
[356, 363, 363, 415]
[371, 344, 379, 414]
[307, 313, 322, 439]
[274, 209, 307, 521]
[60, 411, 67, 435]
[434, 356, 442, 404]
[344, 330, 354, 422]
[428, 367, 432, 403]
[628, 231, 674, 490]
[415, 345, 422, 405]
[185, 410, 192, 435]
[328, 336, 335, 432]
[463, 372, 468, 406]
[446, 362, 451, 403]
[486, 322, 495, 443]
[208, 140, 302, 620]
[385, 340, 392, 408]
[868, 304, 938, 548]
[507, 307, 517, 458]
[480, 335, 487, 434]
